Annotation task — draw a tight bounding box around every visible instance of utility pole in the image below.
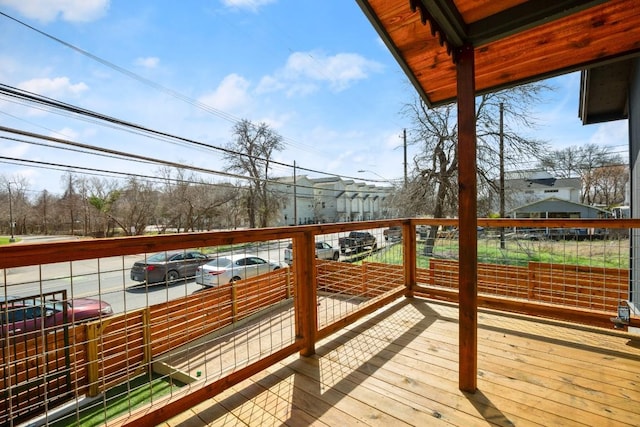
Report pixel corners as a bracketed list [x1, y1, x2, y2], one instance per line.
[293, 160, 298, 225]
[403, 128, 407, 189]
[499, 102, 505, 249]
[7, 182, 15, 242]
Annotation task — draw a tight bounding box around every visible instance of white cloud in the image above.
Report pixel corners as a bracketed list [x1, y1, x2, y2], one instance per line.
[589, 121, 629, 147]
[135, 57, 160, 69]
[0, 0, 109, 23]
[257, 50, 384, 96]
[384, 131, 404, 149]
[0, 140, 29, 158]
[51, 127, 79, 141]
[18, 77, 88, 97]
[198, 73, 252, 113]
[327, 150, 356, 172]
[221, 0, 275, 12]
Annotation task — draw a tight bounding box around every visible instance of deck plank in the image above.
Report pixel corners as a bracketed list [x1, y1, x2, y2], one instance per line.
[164, 298, 640, 427]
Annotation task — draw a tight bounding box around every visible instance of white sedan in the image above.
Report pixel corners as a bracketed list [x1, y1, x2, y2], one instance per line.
[284, 241, 340, 265]
[195, 254, 286, 287]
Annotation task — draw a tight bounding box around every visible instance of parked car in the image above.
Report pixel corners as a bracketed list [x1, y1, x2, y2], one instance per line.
[338, 231, 377, 253]
[130, 250, 211, 284]
[1, 296, 113, 337]
[195, 254, 286, 287]
[284, 241, 340, 265]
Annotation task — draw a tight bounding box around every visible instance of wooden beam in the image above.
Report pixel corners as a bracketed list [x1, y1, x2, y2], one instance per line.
[295, 231, 317, 356]
[404, 220, 416, 297]
[456, 43, 478, 393]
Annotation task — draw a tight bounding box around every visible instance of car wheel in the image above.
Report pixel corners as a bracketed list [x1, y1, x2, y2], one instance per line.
[230, 276, 242, 283]
[166, 270, 180, 283]
[332, 252, 339, 261]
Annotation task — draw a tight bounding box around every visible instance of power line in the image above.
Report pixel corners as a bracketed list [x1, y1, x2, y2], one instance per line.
[0, 10, 325, 156]
[0, 127, 393, 196]
[0, 83, 381, 183]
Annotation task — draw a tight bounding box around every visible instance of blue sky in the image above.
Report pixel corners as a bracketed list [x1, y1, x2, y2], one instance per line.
[0, 0, 629, 194]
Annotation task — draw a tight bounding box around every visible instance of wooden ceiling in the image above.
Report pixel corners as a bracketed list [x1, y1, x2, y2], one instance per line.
[356, 0, 640, 107]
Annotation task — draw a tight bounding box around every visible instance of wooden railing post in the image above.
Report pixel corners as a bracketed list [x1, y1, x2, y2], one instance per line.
[294, 231, 317, 356]
[404, 221, 416, 297]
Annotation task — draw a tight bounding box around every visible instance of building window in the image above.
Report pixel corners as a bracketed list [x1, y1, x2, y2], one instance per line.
[544, 189, 558, 193]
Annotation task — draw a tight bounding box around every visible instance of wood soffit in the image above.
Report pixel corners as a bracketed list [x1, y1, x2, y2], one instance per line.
[356, 0, 640, 107]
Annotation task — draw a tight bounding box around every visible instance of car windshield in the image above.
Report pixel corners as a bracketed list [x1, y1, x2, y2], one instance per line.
[146, 253, 170, 263]
[33, 299, 65, 313]
[207, 257, 233, 268]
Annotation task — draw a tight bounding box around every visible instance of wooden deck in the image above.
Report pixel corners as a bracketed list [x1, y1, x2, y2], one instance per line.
[161, 297, 640, 426]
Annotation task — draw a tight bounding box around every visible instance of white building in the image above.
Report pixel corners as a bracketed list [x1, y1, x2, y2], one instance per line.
[496, 170, 581, 213]
[270, 175, 393, 226]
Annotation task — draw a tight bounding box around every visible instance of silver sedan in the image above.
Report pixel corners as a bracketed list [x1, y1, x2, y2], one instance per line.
[195, 254, 286, 287]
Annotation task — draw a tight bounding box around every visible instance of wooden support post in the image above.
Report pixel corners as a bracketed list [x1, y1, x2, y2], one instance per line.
[403, 221, 416, 297]
[294, 231, 317, 356]
[456, 43, 478, 393]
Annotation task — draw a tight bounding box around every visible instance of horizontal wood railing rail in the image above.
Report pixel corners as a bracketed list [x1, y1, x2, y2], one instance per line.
[1, 217, 639, 426]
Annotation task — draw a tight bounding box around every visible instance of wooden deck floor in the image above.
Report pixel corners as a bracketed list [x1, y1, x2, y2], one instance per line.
[161, 297, 640, 426]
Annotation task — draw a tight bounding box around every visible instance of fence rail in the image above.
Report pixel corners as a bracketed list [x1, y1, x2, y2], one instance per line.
[1, 218, 638, 426]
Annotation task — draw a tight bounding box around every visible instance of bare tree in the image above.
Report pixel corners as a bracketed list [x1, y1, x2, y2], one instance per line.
[60, 172, 81, 235]
[156, 166, 196, 233]
[106, 177, 157, 236]
[0, 175, 30, 237]
[87, 178, 122, 237]
[591, 164, 628, 207]
[401, 84, 549, 254]
[402, 83, 549, 219]
[223, 119, 285, 228]
[31, 189, 52, 235]
[539, 144, 625, 205]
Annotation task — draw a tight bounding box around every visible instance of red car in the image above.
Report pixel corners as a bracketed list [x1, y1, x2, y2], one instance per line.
[1, 296, 113, 338]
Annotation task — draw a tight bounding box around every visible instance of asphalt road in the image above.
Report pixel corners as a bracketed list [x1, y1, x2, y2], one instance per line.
[3, 242, 290, 314]
[2, 230, 389, 314]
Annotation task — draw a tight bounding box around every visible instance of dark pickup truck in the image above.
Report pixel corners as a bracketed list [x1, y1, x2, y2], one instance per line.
[338, 231, 377, 253]
[383, 226, 402, 241]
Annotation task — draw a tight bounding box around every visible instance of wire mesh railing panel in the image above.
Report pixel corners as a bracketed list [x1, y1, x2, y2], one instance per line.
[1, 219, 637, 425]
[415, 224, 631, 314]
[1, 237, 296, 426]
[317, 227, 405, 329]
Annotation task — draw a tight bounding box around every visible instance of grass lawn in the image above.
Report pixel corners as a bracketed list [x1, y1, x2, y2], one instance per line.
[369, 237, 629, 269]
[50, 373, 184, 427]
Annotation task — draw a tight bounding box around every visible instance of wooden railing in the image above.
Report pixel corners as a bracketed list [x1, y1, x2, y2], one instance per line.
[1, 217, 638, 426]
